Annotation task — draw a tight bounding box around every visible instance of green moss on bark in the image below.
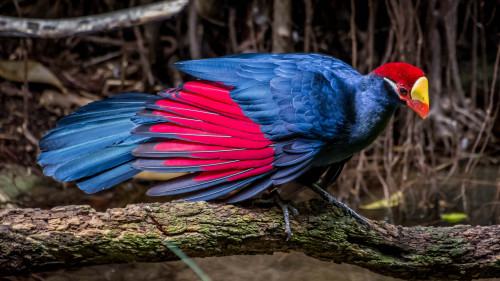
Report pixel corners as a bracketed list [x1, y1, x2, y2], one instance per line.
[0, 201, 499, 280]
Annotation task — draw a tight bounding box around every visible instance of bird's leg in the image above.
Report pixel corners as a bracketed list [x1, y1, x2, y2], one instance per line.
[250, 190, 298, 240]
[272, 192, 298, 241]
[309, 183, 370, 229]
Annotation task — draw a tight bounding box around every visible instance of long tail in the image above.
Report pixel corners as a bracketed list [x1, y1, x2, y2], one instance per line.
[38, 93, 161, 194]
[39, 80, 281, 202]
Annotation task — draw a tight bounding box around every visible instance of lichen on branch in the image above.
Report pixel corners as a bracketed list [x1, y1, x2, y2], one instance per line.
[0, 201, 499, 280]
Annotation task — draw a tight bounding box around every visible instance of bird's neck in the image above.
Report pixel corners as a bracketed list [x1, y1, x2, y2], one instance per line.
[350, 74, 401, 146]
[314, 74, 401, 166]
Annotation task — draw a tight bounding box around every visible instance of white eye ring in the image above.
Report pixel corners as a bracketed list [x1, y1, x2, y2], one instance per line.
[383, 77, 399, 95]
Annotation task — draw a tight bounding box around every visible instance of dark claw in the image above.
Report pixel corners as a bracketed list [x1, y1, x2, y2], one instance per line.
[273, 193, 297, 240]
[310, 184, 371, 230]
[288, 204, 299, 217]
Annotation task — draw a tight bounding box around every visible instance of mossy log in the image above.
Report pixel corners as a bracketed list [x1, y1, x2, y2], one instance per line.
[0, 200, 499, 280]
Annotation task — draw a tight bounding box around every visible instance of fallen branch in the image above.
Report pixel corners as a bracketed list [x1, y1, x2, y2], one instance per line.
[0, 0, 188, 38]
[0, 200, 499, 280]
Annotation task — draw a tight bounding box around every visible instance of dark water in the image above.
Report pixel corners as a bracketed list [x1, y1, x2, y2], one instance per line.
[358, 166, 499, 227]
[11, 253, 402, 281]
[11, 252, 500, 281]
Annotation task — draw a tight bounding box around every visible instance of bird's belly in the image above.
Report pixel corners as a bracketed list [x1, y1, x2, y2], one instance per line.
[314, 118, 391, 166]
[313, 144, 358, 166]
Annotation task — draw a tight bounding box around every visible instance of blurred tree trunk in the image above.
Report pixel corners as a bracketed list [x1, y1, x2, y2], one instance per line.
[1, 201, 499, 280]
[424, 0, 442, 114]
[440, 0, 465, 105]
[272, 0, 293, 53]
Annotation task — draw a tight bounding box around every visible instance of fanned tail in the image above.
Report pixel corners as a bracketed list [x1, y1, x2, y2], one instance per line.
[38, 93, 161, 193]
[38, 79, 321, 202]
[38, 83, 278, 200]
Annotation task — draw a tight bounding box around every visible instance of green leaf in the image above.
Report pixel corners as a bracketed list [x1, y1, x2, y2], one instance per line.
[440, 213, 468, 223]
[360, 191, 402, 210]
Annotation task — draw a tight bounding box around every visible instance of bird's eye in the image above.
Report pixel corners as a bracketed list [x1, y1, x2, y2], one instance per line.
[400, 88, 408, 95]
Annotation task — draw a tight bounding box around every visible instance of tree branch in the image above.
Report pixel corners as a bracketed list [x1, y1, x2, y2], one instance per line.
[0, 0, 188, 38]
[1, 201, 499, 280]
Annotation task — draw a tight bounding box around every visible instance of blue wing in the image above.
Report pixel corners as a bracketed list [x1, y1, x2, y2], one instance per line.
[175, 53, 361, 142]
[175, 53, 362, 193]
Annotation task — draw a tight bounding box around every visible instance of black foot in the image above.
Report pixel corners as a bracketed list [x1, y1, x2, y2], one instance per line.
[273, 193, 298, 241]
[309, 183, 371, 230]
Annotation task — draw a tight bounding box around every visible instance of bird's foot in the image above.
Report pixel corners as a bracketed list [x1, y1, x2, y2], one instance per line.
[273, 193, 298, 241]
[309, 183, 371, 230]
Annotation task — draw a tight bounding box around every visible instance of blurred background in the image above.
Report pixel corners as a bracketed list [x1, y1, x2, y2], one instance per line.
[0, 0, 499, 280]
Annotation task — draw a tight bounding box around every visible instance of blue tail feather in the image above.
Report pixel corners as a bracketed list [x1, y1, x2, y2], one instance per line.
[37, 132, 132, 175]
[40, 119, 135, 151]
[38, 93, 157, 192]
[53, 145, 138, 181]
[225, 177, 274, 203]
[77, 161, 140, 194]
[183, 171, 272, 202]
[57, 109, 140, 127]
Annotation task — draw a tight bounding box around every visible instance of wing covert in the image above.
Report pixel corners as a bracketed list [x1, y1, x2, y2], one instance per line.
[175, 53, 361, 142]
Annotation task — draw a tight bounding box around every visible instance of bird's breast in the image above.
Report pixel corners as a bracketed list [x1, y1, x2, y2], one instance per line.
[313, 103, 397, 167]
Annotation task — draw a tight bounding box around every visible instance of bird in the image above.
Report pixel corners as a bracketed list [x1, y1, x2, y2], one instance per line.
[38, 53, 428, 237]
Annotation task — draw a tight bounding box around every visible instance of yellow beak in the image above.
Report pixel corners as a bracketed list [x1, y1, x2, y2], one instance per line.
[407, 76, 429, 119]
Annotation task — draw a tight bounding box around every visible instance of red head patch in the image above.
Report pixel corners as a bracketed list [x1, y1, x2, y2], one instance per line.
[372, 62, 429, 119]
[372, 62, 425, 89]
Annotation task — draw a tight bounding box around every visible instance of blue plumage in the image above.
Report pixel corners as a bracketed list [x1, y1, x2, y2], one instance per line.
[176, 53, 399, 168]
[77, 161, 140, 194]
[54, 145, 137, 181]
[176, 54, 361, 143]
[38, 93, 160, 192]
[225, 177, 273, 203]
[145, 169, 258, 196]
[38, 132, 135, 176]
[182, 171, 273, 202]
[39, 53, 406, 201]
[272, 159, 314, 185]
[40, 119, 135, 151]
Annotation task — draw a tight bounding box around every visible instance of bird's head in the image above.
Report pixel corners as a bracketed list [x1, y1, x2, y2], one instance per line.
[373, 63, 429, 119]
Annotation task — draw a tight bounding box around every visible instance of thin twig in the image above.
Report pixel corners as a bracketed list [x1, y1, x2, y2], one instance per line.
[303, 0, 313, 52]
[471, 0, 478, 109]
[350, 0, 357, 68]
[228, 8, 238, 53]
[0, 0, 188, 38]
[82, 51, 122, 68]
[133, 26, 155, 87]
[13, 0, 38, 147]
[246, 5, 258, 52]
[366, 0, 378, 70]
[188, 2, 201, 60]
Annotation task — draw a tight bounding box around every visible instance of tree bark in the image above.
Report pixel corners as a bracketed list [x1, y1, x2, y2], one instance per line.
[1, 201, 499, 280]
